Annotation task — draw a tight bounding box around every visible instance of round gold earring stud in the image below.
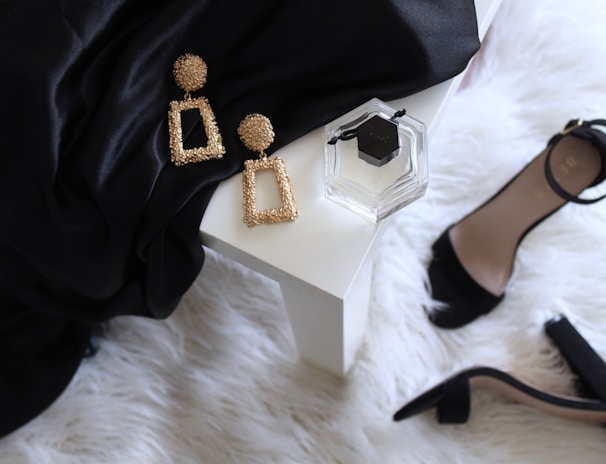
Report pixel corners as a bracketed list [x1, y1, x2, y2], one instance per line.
[173, 53, 208, 98]
[237, 113, 275, 157]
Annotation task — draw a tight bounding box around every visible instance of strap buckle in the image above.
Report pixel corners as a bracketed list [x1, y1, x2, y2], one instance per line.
[561, 118, 584, 135]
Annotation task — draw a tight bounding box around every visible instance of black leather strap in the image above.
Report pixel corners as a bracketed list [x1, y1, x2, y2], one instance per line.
[545, 119, 606, 204]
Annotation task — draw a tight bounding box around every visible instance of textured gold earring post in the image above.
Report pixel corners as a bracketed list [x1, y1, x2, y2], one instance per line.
[168, 53, 225, 166]
[238, 114, 299, 227]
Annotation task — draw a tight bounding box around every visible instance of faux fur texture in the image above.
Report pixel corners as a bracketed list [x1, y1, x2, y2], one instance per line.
[3, 1, 606, 462]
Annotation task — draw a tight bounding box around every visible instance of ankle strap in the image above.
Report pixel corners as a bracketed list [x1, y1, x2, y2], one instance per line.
[545, 119, 606, 204]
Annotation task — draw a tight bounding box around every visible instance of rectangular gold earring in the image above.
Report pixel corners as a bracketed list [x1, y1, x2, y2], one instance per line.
[242, 156, 298, 228]
[168, 54, 225, 166]
[238, 114, 299, 227]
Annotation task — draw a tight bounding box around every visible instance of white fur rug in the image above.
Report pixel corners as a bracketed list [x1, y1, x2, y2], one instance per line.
[3, 1, 606, 462]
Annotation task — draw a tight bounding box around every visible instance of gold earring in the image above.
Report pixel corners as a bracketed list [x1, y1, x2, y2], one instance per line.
[238, 114, 298, 228]
[168, 53, 225, 166]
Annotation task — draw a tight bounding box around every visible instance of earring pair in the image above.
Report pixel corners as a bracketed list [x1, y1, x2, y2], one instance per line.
[167, 53, 298, 227]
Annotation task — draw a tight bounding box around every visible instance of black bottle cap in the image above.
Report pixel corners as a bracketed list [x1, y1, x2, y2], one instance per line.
[357, 115, 399, 167]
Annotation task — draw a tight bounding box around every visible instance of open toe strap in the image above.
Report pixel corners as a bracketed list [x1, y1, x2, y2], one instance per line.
[545, 118, 606, 204]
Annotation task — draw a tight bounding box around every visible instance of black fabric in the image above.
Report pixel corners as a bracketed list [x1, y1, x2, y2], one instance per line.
[0, 0, 480, 437]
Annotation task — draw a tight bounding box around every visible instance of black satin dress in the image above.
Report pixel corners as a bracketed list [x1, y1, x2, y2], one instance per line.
[0, 0, 479, 437]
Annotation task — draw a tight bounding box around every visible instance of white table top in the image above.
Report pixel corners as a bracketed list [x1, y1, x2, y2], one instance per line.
[200, 0, 501, 297]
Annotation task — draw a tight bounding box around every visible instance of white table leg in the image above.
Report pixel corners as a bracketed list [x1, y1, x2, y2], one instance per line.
[279, 254, 373, 377]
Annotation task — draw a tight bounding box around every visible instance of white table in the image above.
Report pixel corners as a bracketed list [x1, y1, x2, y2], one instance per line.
[200, 0, 501, 376]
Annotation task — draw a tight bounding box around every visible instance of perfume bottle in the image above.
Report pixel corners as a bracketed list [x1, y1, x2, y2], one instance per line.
[324, 98, 428, 223]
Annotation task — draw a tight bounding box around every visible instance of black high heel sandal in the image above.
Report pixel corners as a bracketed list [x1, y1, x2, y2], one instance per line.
[428, 119, 606, 329]
[393, 315, 606, 425]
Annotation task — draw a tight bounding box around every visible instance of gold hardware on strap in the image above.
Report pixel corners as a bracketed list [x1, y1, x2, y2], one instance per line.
[561, 119, 583, 135]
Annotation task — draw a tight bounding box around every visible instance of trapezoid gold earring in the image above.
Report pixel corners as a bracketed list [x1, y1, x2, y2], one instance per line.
[238, 113, 299, 228]
[168, 53, 225, 166]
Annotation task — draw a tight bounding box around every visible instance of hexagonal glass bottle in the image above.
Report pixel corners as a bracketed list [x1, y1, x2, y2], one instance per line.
[324, 98, 428, 223]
